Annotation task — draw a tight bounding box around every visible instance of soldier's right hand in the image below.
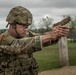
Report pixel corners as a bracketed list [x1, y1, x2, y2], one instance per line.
[51, 25, 69, 40]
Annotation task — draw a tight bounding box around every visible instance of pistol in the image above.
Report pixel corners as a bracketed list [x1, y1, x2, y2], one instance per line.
[53, 16, 71, 27]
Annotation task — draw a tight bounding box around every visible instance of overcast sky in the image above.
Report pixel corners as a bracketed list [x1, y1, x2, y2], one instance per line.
[0, 0, 76, 29]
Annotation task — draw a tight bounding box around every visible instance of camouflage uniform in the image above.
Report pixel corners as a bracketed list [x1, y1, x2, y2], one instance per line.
[0, 31, 59, 75]
[0, 30, 42, 75]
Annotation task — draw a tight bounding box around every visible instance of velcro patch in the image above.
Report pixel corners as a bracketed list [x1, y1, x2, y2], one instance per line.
[0, 34, 4, 42]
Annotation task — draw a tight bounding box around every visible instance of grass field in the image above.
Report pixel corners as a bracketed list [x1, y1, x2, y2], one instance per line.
[33, 41, 76, 72]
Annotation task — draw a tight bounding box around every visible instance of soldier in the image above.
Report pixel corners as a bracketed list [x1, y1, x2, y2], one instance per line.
[0, 6, 69, 75]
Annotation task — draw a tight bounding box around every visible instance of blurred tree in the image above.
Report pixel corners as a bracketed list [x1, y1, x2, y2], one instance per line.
[69, 16, 76, 42]
[38, 16, 53, 34]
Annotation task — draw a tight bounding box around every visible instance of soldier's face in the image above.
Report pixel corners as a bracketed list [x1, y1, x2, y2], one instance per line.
[16, 24, 28, 37]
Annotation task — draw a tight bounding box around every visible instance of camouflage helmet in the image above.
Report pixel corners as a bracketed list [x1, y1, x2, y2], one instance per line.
[6, 6, 33, 26]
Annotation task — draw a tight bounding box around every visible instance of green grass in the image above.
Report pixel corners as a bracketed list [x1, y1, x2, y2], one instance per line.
[68, 41, 76, 65]
[33, 41, 76, 72]
[69, 49, 76, 65]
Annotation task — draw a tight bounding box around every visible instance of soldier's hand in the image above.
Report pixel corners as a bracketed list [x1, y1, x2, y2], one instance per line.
[51, 25, 69, 40]
[56, 25, 69, 37]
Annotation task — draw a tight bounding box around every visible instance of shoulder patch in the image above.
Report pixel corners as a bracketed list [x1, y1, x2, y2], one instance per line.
[0, 31, 15, 45]
[0, 34, 4, 42]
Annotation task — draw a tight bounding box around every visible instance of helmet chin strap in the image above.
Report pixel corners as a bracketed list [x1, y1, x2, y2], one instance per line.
[12, 25, 21, 38]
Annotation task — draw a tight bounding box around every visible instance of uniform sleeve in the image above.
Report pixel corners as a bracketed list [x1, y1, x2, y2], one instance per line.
[43, 39, 59, 47]
[42, 31, 59, 47]
[0, 36, 43, 54]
